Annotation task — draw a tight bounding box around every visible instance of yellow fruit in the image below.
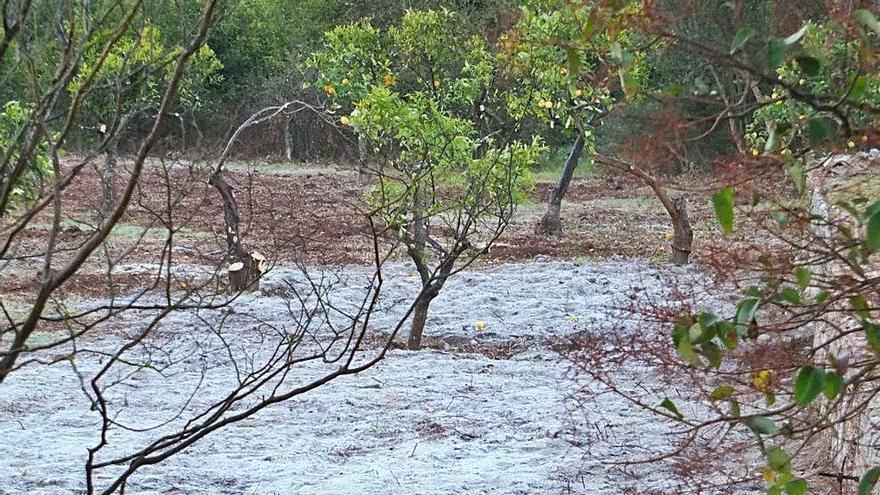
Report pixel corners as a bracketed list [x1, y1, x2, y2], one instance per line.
[383, 73, 394, 87]
[568, 315, 580, 324]
[798, 78, 806, 86]
[862, 135, 869, 142]
[848, 140, 856, 149]
[474, 321, 487, 331]
[559, 67, 568, 75]
[340, 116, 350, 126]
[751, 148, 760, 157]
[324, 85, 336, 96]
[752, 369, 772, 392]
[433, 79, 441, 89]
[574, 88, 583, 97]
[342, 78, 350, 86]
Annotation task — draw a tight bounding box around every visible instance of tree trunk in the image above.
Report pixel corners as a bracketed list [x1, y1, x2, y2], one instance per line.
[284, 118, 294, 161]
[357, 134, 369, 184]
[407, 292, 435, 351]
[209, 169, 264, 291]
[101, 139, 118, 217]
[670, 197, 694, 265]
[228, 252, 265, 292]
[536, 131, 586, 236]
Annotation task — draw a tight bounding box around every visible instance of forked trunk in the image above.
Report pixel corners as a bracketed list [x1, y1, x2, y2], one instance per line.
[536, 131, 586, 236]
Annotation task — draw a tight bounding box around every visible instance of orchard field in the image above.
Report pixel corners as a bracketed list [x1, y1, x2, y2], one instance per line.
[2, 1, 880, 495]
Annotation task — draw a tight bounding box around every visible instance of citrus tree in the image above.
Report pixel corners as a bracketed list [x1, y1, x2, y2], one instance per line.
[309, 9, 544, 350]
[497, 0, 641, 236]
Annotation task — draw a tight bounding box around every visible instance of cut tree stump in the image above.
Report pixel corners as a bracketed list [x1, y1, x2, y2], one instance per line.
[228, 251, 267, 292]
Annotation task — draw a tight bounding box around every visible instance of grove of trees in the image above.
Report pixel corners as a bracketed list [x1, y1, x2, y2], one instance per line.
[2, 0, 879, 493]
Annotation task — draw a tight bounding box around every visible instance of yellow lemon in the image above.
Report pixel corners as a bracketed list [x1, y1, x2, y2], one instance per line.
[340, 116, 350, 126]
[433, 79, 441, 89]
[848, 140, 856, 148]
[383, 73, 394, 87]
[574, 88, 583, 97]
[474, 321, 487, 331]
[569, 315, 580, 324]
[324, 85, 336, 96]
[751, 148, 760, 157]
[862, 135, 869, 142]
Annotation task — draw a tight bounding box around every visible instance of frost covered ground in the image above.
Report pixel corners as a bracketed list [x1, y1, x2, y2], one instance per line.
[0, 260, 719, 494]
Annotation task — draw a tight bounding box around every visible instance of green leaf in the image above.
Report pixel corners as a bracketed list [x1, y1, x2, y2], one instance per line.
[660, 397, 683, 418]
[785, 478, 808, 495]
[766, 38, 786, 70]
[677, 336, 702, 367]
[565, 47, 581, 76]
[784, 25, 809, 45]
[866, 207, 880, 252]
[854, 9, 880, 35]
[865, 323, 880, 353]
[730, 27, 758, 54]
[776, 287, 801, 305]
[698, 311, 718, 329]
[735, 297, 760, 336]
[795, 56, 820, 77]
[709, 385, 735, 401]
[859, 467, 880, 495]
[807, 117, 835, 147]
[794, 366, 826, 406]
[824, 372, 844, 400]
[712, 186, 735, 235]
[849, 76, 869, 102]
[700, 342, 723, 369]
[794, 268, 811, 290]
[729, 399, 741, 419]
[767, 446, 792, 472]
[744, 416, 777, 435]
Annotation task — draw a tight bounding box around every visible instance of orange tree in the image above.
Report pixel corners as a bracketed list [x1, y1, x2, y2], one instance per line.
[307, 9, 544, 350]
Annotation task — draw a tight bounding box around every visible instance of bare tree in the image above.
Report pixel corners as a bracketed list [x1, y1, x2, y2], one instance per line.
[0, 2, 436, 493]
